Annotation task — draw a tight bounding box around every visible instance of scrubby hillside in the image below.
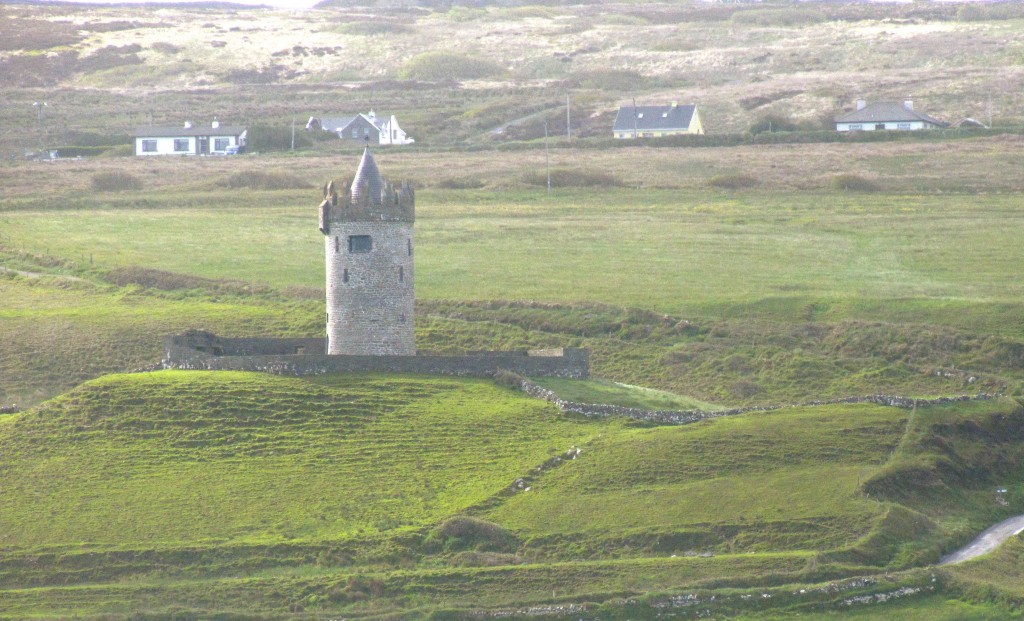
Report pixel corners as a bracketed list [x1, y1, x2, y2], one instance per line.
[0, 371, 1021, 618]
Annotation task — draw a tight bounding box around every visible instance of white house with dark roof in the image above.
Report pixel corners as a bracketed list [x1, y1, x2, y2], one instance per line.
[612, 102, 704, 139]
[134, 120, 246, 156]
[835, 100, 947, 132]
[306, 111, 414, 145]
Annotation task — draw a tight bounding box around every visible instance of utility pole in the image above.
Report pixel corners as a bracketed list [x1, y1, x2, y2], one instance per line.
[33, 101, 47, 155]
[291, 117, 296, 151]
[632, 97, 638, 140]
[544, 121, 551, 195]
[987, 92, 993, 129]
[566, 92, 571, 141]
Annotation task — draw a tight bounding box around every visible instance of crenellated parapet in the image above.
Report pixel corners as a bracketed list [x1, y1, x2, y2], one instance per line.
[318, 150, 414, 235]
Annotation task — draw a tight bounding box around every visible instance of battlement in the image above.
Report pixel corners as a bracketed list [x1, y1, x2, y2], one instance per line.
[163, 332, 589, 379]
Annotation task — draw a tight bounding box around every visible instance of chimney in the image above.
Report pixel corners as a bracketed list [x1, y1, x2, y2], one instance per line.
[855, 99, 866, 111]
[671, 101, 678, 108]
[183, 121, 192, 129]
[212, 118, 220, 129]
[904, 99, 914, 110]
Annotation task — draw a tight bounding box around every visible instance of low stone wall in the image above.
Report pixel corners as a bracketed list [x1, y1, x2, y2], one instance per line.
[163, 332, 589, 379]
[520, 378, 1000, 425]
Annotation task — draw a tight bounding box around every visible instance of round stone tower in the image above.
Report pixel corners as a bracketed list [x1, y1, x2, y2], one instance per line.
[319, 147, 415, 355]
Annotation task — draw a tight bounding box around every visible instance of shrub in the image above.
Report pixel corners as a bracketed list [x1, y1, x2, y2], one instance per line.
[91, 171, 142, 192]
[339, 21, 411, 36]
[749, 114, 800, 135]
[399, 52, 503, 82]
[225, 171, 312, 190]
[246, 125, 312, 152]
[831, 173, 881, 192]
[730, 8, 826, 26]
[492, 369, 524, 390]
[424, 516, 519, 553]
[521, 168, 621, 188]
[708, 173, 758, 190]
[568, 69, 646, 90]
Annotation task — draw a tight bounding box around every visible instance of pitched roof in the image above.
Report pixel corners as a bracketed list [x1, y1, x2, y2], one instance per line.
[317, 116, 357, 131]
[613, 104, 697, 132]
[133, 125, 246, 138]
[835, 102, 946, 126]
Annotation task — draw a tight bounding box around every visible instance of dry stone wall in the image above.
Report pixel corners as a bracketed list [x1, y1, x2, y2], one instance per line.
[520, 378, 1000, 425]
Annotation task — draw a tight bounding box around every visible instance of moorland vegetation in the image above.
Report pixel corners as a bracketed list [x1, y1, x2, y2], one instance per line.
[1, 0, 1024, 619]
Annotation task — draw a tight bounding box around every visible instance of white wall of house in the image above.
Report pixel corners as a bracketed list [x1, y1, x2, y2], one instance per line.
[836, 120, 930, 132]
[379, 115, 414, 145]
[135, 133, 245, 156]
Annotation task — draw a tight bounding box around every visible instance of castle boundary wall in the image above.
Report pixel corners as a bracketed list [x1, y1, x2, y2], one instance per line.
[163, 332, 588, 379]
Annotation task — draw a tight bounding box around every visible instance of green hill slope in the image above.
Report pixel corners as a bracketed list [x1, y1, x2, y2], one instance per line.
[2, 372, 1021, 618]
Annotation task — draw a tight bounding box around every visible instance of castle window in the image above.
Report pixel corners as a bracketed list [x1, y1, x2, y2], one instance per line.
[398, 266, 404, 282]
[348, 235, 372, 253]
[407, 238, 412, 256]
[400, 313, 406, 323]
[334, 236, 339, 253]
[343, 268, 349, 283]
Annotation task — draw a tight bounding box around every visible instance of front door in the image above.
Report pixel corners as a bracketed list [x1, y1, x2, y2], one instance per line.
[197, 137, 209, 154]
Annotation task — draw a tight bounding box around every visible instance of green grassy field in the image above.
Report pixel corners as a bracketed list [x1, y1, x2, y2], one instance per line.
[0, 369, 1021, 619]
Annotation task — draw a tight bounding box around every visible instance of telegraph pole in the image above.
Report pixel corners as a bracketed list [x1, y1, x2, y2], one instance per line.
[544, 121, 551, 195]
[566, 93, 571, 141]
[33, 101, 47, 155]
[291, 117, 296, 150]
[632, 97, 638, 140]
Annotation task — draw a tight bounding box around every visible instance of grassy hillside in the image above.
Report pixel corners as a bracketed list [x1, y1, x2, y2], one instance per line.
[3, 1, 1024, 152]
[0, 372, 1021, 618]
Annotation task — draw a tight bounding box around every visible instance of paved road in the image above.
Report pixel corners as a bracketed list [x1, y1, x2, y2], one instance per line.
[939, 514, 1024, 565]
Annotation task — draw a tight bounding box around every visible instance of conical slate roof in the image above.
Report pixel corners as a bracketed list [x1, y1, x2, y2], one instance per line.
[351, 146, 382, 207]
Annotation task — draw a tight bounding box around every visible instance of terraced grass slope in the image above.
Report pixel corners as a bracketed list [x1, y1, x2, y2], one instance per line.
[1, 372, 1022, 619]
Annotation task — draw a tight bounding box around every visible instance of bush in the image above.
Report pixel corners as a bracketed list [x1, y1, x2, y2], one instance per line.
[91, 171, 142, 192]
[492, 369, 524, 390]
[424, 516, 519, 553]
[708, 173, 758, 190]
[399, 52, 503, 82]
[730, 8, 826, 26]
[749, 114, 800, 135]
[339, 21, 411, 36]
[521, 168, 621, 188]
[225, 171, 312, 190]
[246, 125, 313, 152]
[831, 173, 881, 192]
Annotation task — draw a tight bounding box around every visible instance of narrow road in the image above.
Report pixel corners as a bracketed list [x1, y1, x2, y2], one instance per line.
[938, 514, 1024, 565]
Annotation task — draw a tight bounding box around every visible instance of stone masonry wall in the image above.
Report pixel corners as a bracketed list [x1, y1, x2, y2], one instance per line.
[163, 334, 589, 379]
[326, 221, 415, 356]
[520, 378, 1000, 425]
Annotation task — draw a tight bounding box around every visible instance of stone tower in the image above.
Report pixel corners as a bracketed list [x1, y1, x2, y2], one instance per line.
[319, 147, 415, 355]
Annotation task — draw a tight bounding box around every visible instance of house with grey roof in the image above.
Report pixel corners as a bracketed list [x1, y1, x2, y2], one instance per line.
[133, 120, 246, 156]
[306, 111, 414, 146]
[612, 102, 704, 139]
[835, 100, 947, 132]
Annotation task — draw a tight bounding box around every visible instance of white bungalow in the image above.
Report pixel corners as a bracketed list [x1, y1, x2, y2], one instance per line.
[835, 100, 947, 132]
[133, 120, 247, 156]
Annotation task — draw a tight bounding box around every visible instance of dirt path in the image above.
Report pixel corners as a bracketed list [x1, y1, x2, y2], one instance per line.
[939, 514, 1024, 565]
[0, 266, 87, 283]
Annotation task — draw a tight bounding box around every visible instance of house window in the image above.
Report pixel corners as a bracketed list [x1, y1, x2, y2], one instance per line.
[141, 140, 157, 152]
[875, 124, 886, 130]
[848, 124, 862, 131]
[173, 138, 190, 152]
[897, 123, 912, 130]
[363, 127, 370, 137]
[348, 235, 372, 253]
[214, 138, 230, 151]
[398, 266, 404, 282]
[352, 128, 359, 138]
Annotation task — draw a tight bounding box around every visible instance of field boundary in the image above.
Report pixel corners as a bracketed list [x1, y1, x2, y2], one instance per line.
[520, 378, 999, 425]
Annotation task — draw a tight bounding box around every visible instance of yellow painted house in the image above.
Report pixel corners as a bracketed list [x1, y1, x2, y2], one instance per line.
[613, 102, 704, 138]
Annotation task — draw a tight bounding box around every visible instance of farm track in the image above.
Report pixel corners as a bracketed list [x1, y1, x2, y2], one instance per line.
[939, 514, 1024, 565]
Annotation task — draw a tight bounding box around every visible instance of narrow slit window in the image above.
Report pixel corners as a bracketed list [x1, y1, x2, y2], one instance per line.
[398, 266, 404, 282]
[342, 268, 349, 283]
[334, 236, 339, 253]
[407, 238, 412, 256]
